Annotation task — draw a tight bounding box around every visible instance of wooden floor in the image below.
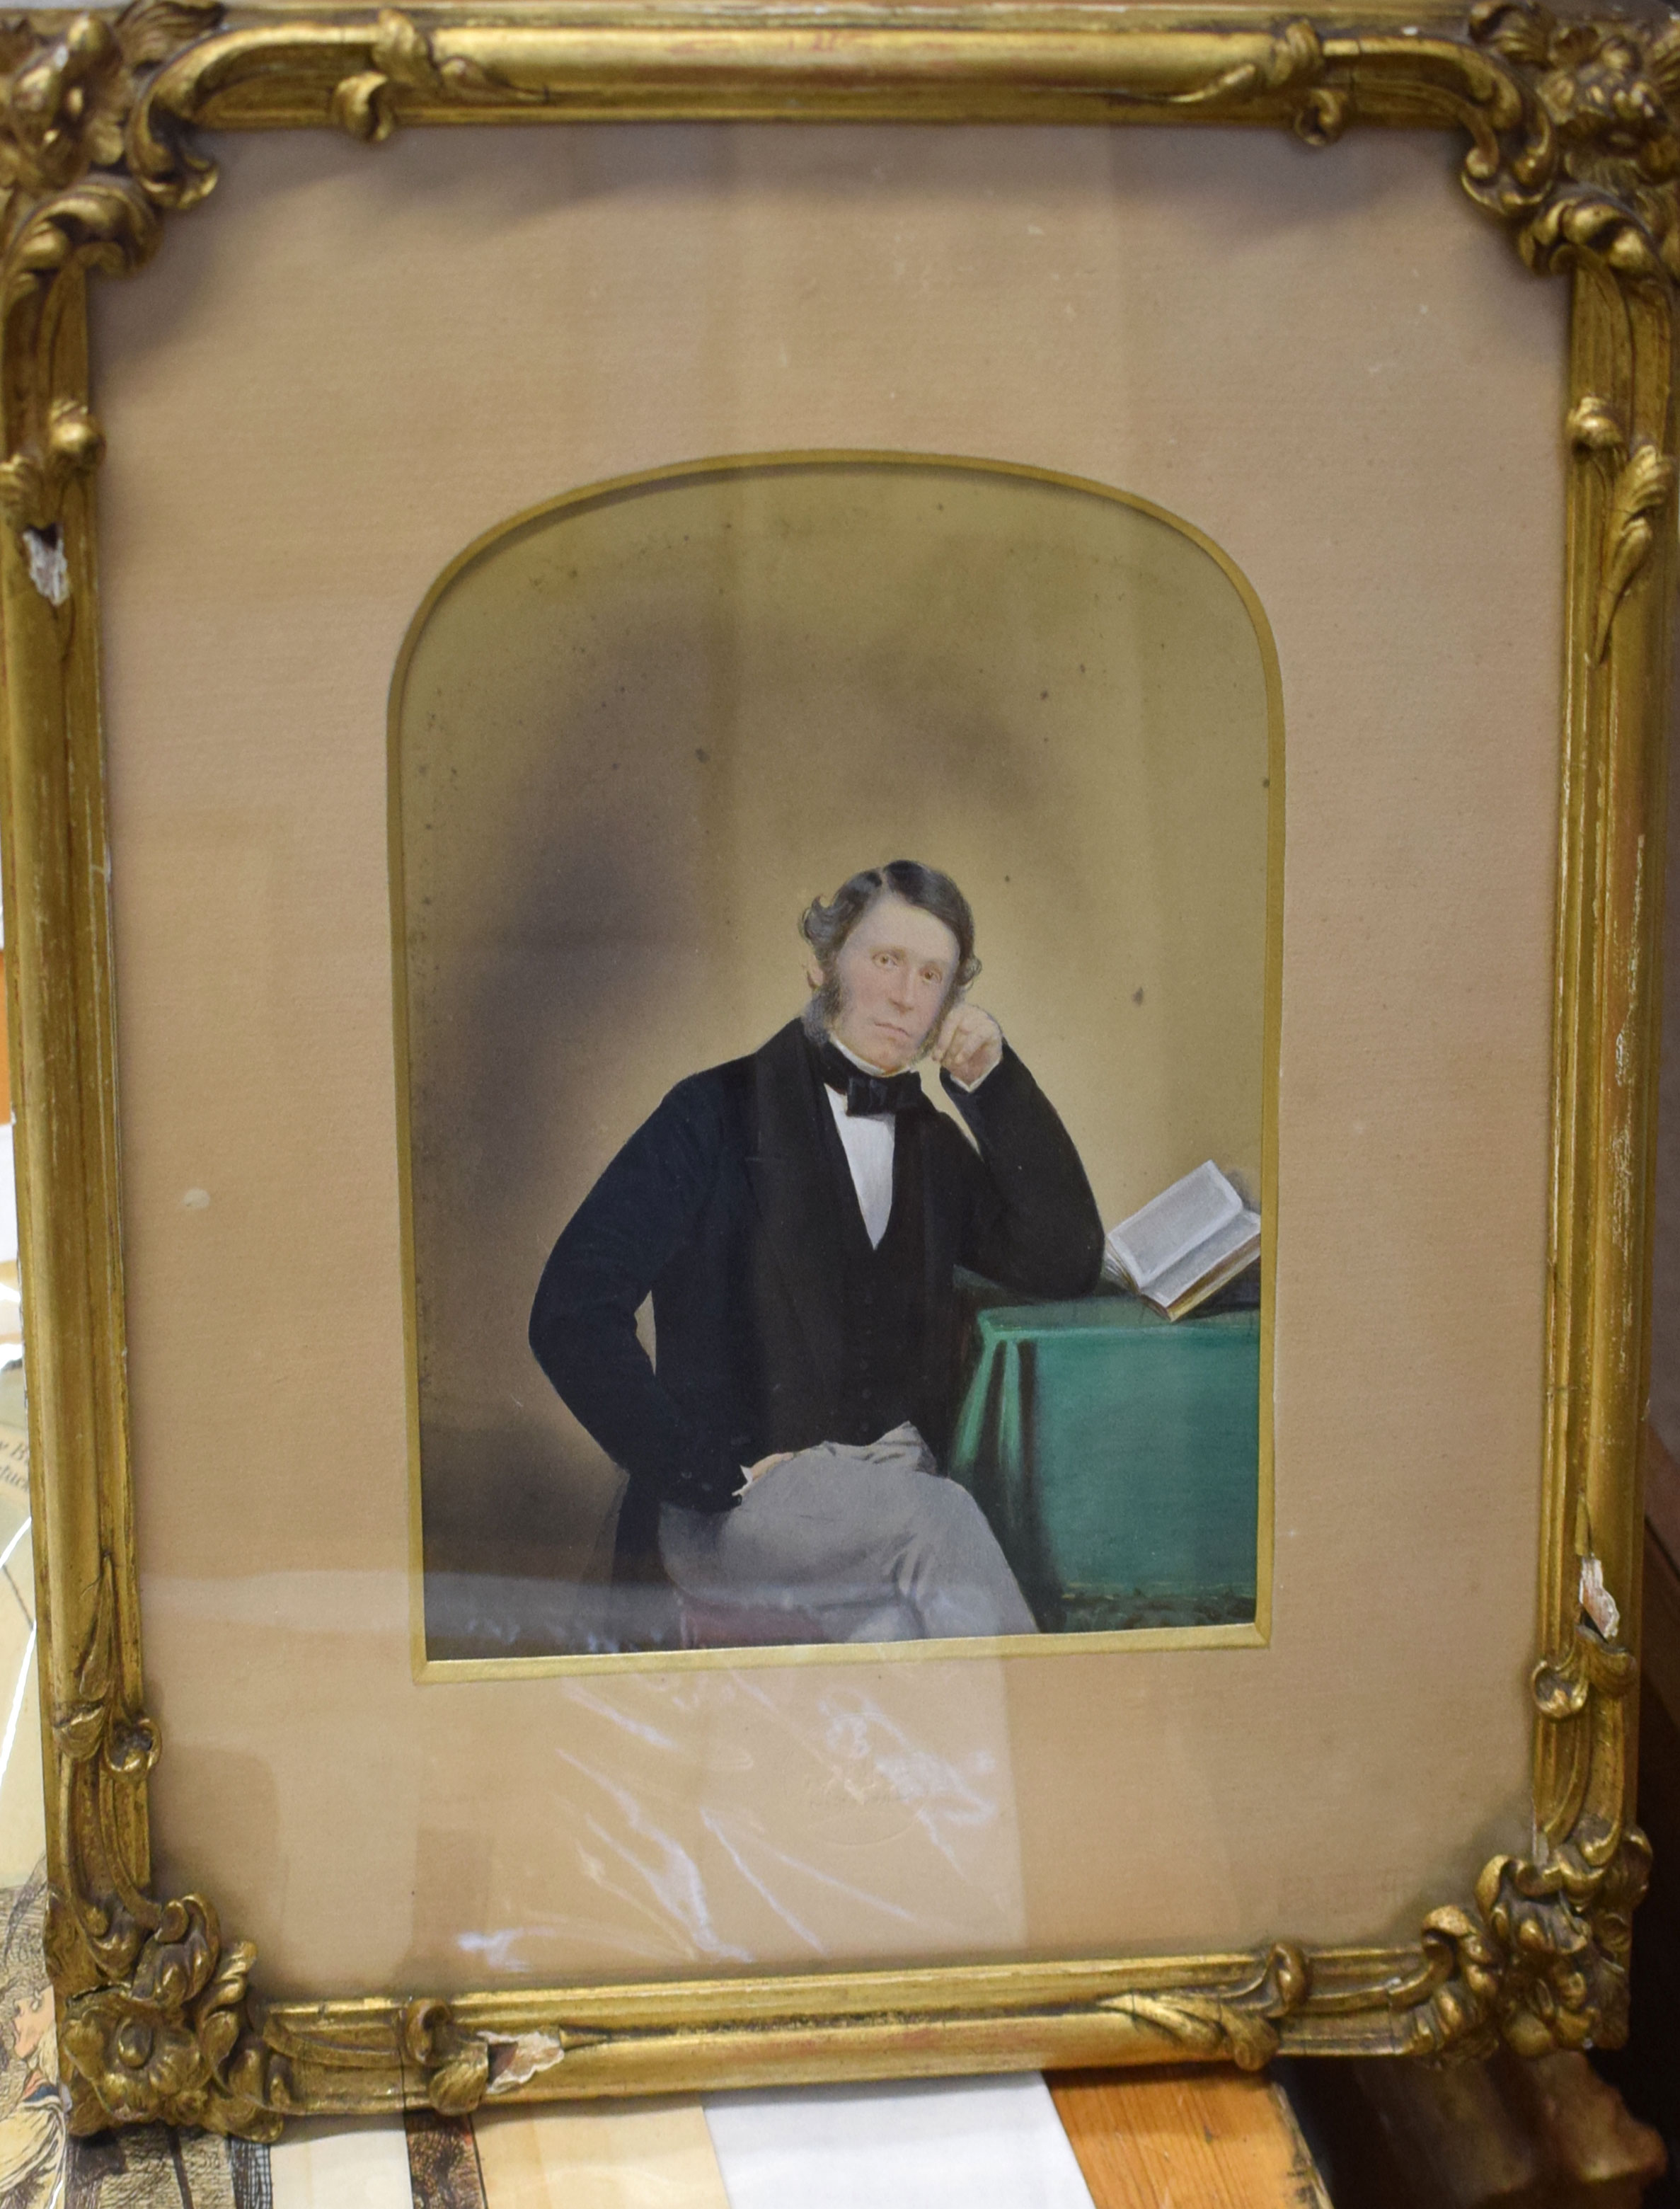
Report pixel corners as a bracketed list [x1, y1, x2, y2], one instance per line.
[1052, 2068, 1330, 2209]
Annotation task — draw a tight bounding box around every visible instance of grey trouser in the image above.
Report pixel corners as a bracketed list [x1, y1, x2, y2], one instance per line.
[658, 1423, 1039, 1643]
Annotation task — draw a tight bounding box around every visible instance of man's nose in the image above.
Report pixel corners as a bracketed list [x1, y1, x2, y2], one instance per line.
[887, 971, 916, 1007]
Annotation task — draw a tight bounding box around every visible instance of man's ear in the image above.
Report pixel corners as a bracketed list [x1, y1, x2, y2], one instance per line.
[805, 959, 824, 994]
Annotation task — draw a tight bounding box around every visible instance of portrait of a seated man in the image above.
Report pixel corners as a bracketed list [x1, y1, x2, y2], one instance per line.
[529, 859, 1105, 1647]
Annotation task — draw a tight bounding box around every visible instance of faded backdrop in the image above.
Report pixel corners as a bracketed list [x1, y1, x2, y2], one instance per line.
[394, 457, 1274, 1602]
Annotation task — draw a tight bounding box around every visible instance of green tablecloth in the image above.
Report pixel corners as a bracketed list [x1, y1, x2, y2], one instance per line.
[948, 1289, 1260, 1634]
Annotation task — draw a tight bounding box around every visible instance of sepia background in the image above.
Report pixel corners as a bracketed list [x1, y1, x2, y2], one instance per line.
[395, 458, 1273, 1608]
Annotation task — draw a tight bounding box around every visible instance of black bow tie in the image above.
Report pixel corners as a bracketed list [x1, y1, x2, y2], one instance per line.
[816, 1039, 924, 1118]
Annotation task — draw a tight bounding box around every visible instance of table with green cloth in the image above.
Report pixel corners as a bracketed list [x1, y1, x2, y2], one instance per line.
[946, 1283, 1260, 1634]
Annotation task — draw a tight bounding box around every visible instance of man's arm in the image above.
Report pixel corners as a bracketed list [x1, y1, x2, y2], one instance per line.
[941, 1042, 1105, 1298]
[529, 1077, 743, 1512]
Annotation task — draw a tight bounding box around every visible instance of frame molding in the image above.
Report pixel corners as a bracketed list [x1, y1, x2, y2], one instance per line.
[0, 0, 1669, 2137]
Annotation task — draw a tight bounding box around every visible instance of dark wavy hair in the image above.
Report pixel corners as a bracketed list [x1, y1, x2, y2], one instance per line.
[799, 861, 980, 1039]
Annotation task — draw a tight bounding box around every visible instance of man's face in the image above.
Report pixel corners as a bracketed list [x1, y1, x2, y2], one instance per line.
[824, 893, 961, 1072]
[11, 1985, 50, 2065]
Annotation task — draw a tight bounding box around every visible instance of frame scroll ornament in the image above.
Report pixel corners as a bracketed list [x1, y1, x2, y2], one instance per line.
[0, 0, 1670, 2134]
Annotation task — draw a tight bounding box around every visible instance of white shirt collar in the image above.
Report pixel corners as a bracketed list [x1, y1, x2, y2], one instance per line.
[827, 1032, 907, 1079]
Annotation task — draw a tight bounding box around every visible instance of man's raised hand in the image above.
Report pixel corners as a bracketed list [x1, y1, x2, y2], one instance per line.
[931, 1004, 1003, 1089]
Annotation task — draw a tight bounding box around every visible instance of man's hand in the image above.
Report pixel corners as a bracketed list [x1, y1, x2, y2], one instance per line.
[931, 1004, 1003, 1089]
[741, 1450, 795, 1490]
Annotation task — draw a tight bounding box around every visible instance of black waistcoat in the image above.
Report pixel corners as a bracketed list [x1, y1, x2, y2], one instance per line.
[810, 1069, 939, 1449]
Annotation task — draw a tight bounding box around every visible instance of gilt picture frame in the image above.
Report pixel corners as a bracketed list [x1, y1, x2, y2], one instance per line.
[0, 0, 1670, 2139]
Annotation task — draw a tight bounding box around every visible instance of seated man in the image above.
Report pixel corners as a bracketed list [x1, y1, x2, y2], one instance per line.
[529, 859, 1103, 1642]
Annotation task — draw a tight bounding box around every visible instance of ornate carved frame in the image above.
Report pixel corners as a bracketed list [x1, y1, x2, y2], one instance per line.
[0, 0, 1670, 2138]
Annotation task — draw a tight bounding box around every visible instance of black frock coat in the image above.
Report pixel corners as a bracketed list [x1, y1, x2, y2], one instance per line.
[528, 1019, 1104, 1578]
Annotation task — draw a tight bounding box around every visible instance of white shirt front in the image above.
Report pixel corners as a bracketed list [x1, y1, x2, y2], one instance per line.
[821, 1035, 995, 1249]
[824, 1036, 899, 1247]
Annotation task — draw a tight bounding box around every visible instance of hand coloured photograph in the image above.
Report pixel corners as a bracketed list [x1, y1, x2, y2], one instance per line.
[391, 452, 1279, 1667]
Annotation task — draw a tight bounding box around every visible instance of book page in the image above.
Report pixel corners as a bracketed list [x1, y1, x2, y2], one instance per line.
[1149, 1207, 1261, 1313]
[1107, 1161, 1242, 1288]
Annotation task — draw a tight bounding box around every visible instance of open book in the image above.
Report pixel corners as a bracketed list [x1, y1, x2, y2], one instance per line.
[1103, 1161, 1260, 1320]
